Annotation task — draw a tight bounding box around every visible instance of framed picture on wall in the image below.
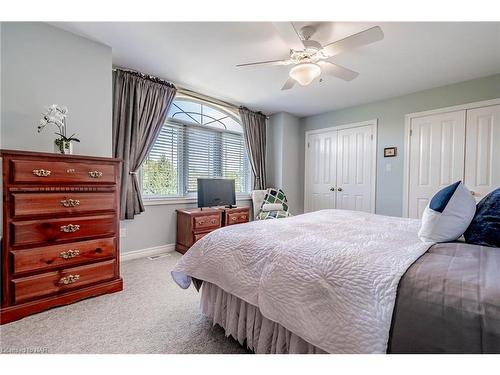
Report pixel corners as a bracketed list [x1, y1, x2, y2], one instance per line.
[384, 147, 397, 157]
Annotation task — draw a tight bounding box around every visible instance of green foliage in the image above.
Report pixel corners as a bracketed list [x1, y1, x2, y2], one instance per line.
[142, 155, 177, 196]
[224, 170, 243, 193]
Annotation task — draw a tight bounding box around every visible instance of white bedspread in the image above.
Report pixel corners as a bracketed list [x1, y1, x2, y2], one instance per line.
[171, 209, 431, 353]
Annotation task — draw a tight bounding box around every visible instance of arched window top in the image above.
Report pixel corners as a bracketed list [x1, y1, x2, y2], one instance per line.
[167, 98, 243, 134]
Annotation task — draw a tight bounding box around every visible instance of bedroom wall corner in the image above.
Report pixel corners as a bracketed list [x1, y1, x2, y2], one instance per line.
[266, 112, 303, 215]
[266, 113, 283, 188]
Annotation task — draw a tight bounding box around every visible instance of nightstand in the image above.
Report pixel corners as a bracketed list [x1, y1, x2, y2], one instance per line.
[175, 206, 250, 254]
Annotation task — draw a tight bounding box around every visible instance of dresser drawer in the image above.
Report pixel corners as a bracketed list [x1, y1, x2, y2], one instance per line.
[193, 232, 209, 243]
[12, 192, 116, 218]
[11, 214, 116, 248]
[12, 260, 116, 304]
[193, 214, 220, 231]
[11, 159, 116, 184]
[226, 211, 249, 226]
[11, 237, 116, 274]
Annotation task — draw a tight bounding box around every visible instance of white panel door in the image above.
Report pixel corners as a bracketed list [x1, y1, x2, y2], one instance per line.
[335, 125, 375, 213]
[464, 104, 500, 200]
[305, 131, 337, 212]
[408, 110, 466, 218]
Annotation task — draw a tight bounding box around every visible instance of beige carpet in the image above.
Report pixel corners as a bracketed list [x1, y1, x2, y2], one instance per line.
[0, 252, 250, 354]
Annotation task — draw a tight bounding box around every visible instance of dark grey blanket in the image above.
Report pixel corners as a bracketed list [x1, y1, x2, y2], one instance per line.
[389, 242, 500, 353]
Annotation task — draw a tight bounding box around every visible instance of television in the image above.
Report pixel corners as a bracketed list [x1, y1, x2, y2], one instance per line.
[197, 178, 236, 208]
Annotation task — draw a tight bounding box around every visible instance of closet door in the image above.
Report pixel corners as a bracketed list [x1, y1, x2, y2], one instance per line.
[408, 110, 466, 218]
[304, 131, 337, 212]
[336, 125, 375, 213]
[464, 104, 500, 200]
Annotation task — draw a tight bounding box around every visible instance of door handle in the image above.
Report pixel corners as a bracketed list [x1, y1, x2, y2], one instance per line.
[330, 187, 336, 191]
[337, 187, 343, 192]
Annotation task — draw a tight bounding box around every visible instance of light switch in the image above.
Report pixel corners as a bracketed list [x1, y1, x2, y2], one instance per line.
[386, 163, 392, 172]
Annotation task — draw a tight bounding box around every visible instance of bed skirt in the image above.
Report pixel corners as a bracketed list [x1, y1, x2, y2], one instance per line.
[200, 282, 326, 354]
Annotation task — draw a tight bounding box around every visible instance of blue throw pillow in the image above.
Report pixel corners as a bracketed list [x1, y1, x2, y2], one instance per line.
[428, 181, 461, 212]
[464, 188, 500, 248]
[418, 181, 476, 243]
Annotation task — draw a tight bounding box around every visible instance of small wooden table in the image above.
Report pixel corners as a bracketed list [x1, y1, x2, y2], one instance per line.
[175, 206, 250, 254]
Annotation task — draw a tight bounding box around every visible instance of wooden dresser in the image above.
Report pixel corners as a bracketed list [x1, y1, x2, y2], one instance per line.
[1, 150, 123, 324]
[175, 206, 250, 254]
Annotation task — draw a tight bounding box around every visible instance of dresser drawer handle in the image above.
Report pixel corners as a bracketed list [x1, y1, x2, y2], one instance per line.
[58, 274, 80, 285]
[32, 169, 51, 177]
[198, 218, 217, 226]
[60, 224, 80, 233]
[59, 249, 80, 259]
[232, 217, 237, 221]
[88, 171, 103, 178]
[240, 215, 247, 220]
[60, 198, 80, 208]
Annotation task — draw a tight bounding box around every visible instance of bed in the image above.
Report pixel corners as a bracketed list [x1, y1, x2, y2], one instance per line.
[172, 209, 500, 354]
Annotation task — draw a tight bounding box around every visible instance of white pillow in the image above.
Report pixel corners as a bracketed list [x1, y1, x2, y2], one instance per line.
[261, 203, 284, 212]
[418, 181, 476, 243]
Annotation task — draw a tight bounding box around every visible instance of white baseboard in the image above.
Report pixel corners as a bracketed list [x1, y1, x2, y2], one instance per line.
[120, 243, 176, 262]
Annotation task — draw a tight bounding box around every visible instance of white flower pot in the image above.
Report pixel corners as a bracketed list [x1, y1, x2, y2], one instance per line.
[54, 139, 73, 154]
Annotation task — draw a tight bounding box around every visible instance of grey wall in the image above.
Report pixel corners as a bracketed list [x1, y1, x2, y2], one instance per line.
[266, 112, 302, 215]
[300, 73, 500, 216]
[1, 23, 112, 157]
[0, 22, 251, 253]
[266, 114, 283, 187]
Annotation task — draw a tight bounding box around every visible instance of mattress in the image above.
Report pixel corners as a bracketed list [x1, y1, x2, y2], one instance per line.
[173, 209, 431, 353]
[200, 242, 500, 353]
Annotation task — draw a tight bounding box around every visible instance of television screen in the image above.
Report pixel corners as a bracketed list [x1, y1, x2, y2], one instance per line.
[197, 178, 236, 208]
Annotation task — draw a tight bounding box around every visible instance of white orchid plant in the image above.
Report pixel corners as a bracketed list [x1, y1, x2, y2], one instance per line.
[37, 105, 80, 153]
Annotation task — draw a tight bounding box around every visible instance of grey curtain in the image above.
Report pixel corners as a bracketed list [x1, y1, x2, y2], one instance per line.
[239, 107, 267, 190]
[113, 69, 176, 219]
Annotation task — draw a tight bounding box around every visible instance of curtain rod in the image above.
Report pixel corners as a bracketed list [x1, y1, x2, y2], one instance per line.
[112, 66, 242, 114]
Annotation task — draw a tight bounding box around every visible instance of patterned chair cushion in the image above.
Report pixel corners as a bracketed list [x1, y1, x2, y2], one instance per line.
[256, 188, 292, 220]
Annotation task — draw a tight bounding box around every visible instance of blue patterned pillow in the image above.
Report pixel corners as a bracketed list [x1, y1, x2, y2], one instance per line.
[464, 188, 500, 248]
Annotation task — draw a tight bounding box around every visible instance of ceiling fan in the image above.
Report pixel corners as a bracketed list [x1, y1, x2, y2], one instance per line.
[236, 23, 384, 90]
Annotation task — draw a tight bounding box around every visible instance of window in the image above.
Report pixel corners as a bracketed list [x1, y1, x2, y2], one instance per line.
[142, 97, 251, 199]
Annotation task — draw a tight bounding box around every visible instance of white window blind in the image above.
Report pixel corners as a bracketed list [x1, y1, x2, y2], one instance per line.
[142, 124, 182, 197]
[222, 132, 250, 194]
[142, 120, 251, 198]
[185, 125, 222, 192]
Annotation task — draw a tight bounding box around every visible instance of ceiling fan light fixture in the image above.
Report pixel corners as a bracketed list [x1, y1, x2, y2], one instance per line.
[289, 63, 321, 86]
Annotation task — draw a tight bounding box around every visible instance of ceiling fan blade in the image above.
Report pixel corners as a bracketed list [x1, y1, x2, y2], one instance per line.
[273, 22, 305, 51]
[236, 59, 292, 68]
[281, 77, 296, 90]
[322, 26, 384, 57]
[318, 61, 359, 81]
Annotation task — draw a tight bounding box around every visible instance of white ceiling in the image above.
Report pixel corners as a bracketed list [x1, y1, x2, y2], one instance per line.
[51, 22, 500, 117]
